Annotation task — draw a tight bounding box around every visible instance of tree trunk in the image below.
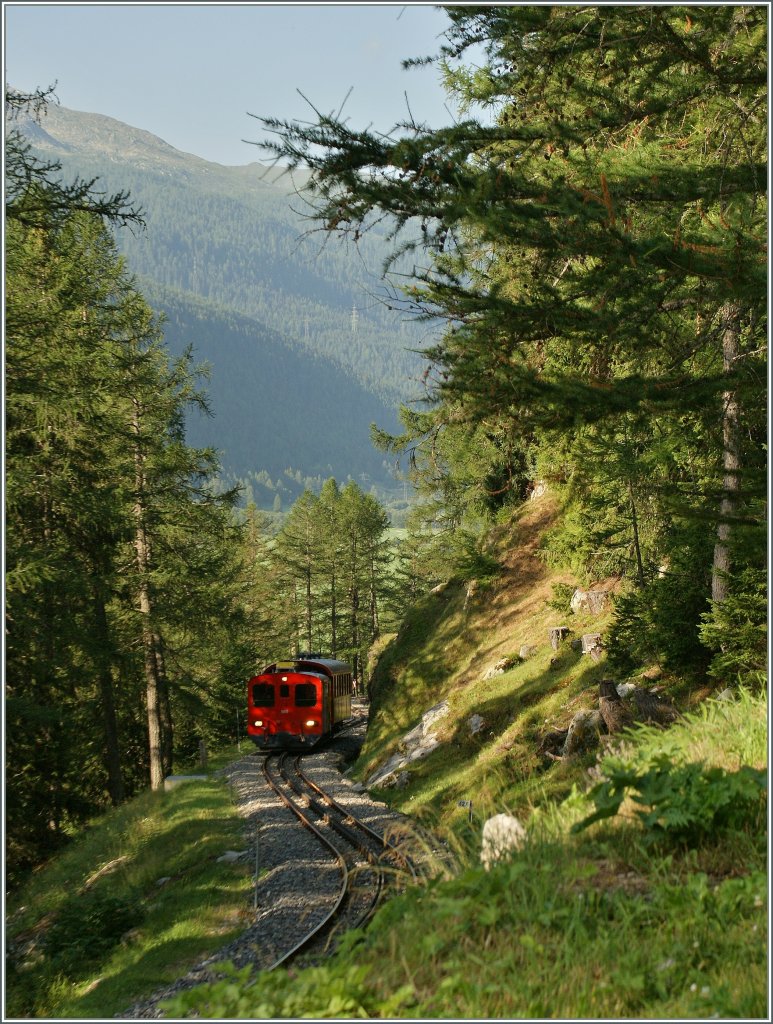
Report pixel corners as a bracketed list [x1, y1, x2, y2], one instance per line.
[305, 565, 313, 651]
[132, 402, 164, 791]
[628, 480, 646, 588]
[330, 567, 337, 657]
[137, 555, 163, 790]
[154, 634, 174, 777]
[712, 303, 742, 604]
[369, 554, 379, 638]
[93, 589, 125, 804]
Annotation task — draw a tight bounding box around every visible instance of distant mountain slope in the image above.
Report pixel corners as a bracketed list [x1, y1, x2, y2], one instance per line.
[21, 102, 428, 403]
[151, 285, 401, 486]
[19, 101, 430, 494]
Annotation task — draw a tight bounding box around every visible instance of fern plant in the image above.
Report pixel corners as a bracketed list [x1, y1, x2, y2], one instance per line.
[572, 753, 767, 845]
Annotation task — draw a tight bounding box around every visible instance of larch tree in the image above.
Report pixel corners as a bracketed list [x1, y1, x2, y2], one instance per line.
[250, 5, 766, 669]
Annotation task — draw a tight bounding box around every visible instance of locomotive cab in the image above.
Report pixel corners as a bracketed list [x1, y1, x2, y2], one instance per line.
[247, 655, 352, 750]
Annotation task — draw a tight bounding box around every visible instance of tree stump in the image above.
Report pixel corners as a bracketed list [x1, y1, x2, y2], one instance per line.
[581, 633, 603, 654]
[633, 688, 678, 725]
[599, 679, 633, 734]
[549, 626, 570, 650]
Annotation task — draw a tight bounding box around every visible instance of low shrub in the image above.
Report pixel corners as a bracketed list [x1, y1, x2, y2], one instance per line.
[44, 889, 141, 979]
[572, 755, 767, 845]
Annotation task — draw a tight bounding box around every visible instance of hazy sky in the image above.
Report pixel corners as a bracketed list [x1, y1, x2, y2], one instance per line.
[4, 3, 460, 166]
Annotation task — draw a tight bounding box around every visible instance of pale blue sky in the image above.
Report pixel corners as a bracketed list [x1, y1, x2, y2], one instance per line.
[4, 3, 461, 166]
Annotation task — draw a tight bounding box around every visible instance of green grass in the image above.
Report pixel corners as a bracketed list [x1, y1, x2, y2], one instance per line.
[6, 746, 253, 1019]
[162, 690, 768, 1020]
[353, 562, 617, 837]
[8, 494, 768, 1019]
[158, 488, 768, 1020]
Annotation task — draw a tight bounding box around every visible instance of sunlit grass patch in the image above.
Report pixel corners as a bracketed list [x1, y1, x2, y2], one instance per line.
[6, 749, 252, 1019]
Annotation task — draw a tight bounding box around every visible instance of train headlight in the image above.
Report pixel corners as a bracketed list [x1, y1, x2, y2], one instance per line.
[253, 719, 263, 727]
[305, 720, 317, 728]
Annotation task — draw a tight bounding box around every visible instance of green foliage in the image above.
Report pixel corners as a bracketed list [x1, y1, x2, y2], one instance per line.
[248, 478, 392, 686]
[606, 526, 714, 674]
[5, 770, 252, 1019]
[547, 582, 576, 613]
[44, 890, 141, 980]
[162, 959, 415, 1020]
[447, 529, 501, 583]
[699, 567, 767, 682]
[5, 90, 260, 878]
[573, 756, 766, 845]
[251, 3, 767, 683]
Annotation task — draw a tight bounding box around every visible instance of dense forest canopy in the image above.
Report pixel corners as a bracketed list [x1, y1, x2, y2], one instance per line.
[3, 87, 430, 882]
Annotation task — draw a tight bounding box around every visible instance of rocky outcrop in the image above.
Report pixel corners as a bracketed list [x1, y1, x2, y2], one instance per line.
[482, 656, 519, 680]
[366, 700, 449, 789]
[467, 714, 486, 736]
[570, 589, 612, 615]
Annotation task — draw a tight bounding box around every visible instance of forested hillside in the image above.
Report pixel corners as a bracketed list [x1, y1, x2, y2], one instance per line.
[18, 100, 429, 494]
[260, 3, 767, 686]
[143, 287, 402, 490]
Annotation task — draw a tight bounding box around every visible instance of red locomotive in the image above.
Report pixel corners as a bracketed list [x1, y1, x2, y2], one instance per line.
[246, 653, 354, 750]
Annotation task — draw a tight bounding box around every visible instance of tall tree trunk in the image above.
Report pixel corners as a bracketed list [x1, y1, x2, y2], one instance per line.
[155, 634, 174, 777]
[330, 567, 337, 657]
[712, 303, 742, 604]
[93, 589, 125, 804]
[350, 584, 360, 681]
[305, 563, 313, 650]
[132, 402, 164, 791]
[628, 480, 646, 588]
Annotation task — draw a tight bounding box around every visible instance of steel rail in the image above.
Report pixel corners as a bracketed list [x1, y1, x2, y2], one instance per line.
[277, 755, 385, 929]
[261, 753, 350, 970]
[293, 755, 420, 884]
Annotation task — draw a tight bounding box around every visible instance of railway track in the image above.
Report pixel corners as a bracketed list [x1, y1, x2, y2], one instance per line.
[118, 715, 432, 1017]
[261, 751, 417, 970]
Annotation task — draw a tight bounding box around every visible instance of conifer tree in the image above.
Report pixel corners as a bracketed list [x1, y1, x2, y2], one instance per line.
[6, 88, 259, 870]
[252, 6, 766, 659]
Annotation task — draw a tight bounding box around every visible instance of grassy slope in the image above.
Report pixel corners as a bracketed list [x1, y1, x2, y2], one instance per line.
[168, 491, 766, 1019]
[5, 747, 253, 1019]
[359, 494, 618, 828]
[7, 494, 767, 1019]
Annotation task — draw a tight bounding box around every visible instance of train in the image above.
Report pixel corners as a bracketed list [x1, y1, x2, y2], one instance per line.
[246, 653, 354, 750]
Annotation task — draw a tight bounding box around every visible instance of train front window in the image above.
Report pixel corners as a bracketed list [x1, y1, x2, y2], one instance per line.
[252, 682, 275, 707]
[295, 683, 317, 707]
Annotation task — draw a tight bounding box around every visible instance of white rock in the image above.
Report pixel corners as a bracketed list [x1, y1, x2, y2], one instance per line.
[529, 482, 547, 500]
[217, 850, 247, 863]
[481, 813, 527, 870]
[616, 682, 637, 698]
[468, 714, 486, 735]
[366, 701, 449, 786]
[570, 589, 611, 615]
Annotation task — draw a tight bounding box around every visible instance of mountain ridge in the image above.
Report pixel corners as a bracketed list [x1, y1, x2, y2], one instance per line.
[19, 100, 426, 501]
